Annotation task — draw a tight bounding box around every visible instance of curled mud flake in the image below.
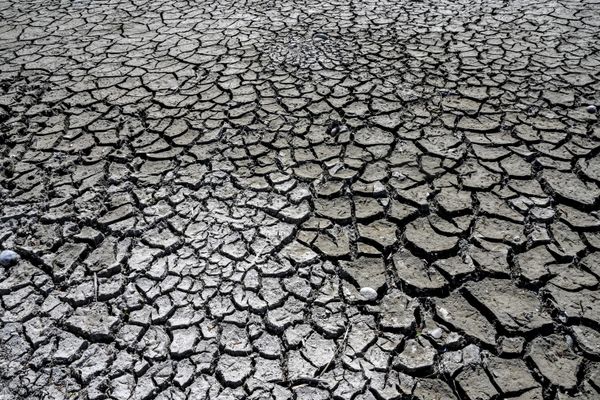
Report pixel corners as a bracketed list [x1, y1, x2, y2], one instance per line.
[313, 32, 329, 41]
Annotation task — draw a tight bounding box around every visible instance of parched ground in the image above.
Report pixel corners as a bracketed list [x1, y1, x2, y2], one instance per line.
[0, 0, 599, 398]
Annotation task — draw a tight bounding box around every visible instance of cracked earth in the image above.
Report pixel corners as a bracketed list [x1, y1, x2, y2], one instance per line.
[1, 0, 600, 399]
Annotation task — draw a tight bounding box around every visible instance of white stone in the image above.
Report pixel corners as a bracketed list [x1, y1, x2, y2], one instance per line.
[0, 250, 19, 266]
[429, 327, 443, 339]
[360, 287, 378, 301]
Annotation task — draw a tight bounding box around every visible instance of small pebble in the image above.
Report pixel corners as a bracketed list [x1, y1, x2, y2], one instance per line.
[429, 327, 443, 339]
[0, 250, 19, 266]
[565, 335, 574, 349]
[586, 105, 597, 114]
[360, 287, 378, 301]
[558, 313, 567, 323]
[437, 307, 450, 319]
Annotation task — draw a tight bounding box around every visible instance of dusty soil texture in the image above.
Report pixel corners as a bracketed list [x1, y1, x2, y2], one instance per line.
[1, 0, 600, 399]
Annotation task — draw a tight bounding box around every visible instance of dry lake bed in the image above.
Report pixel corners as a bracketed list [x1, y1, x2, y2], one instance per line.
[1, 0, 600, 399]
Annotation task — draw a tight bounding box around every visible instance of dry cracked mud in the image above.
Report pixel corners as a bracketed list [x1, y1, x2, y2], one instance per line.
[0, 0, 600, 399]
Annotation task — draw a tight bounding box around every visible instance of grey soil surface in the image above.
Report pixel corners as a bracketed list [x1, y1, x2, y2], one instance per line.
[1, 0, 600, 399]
